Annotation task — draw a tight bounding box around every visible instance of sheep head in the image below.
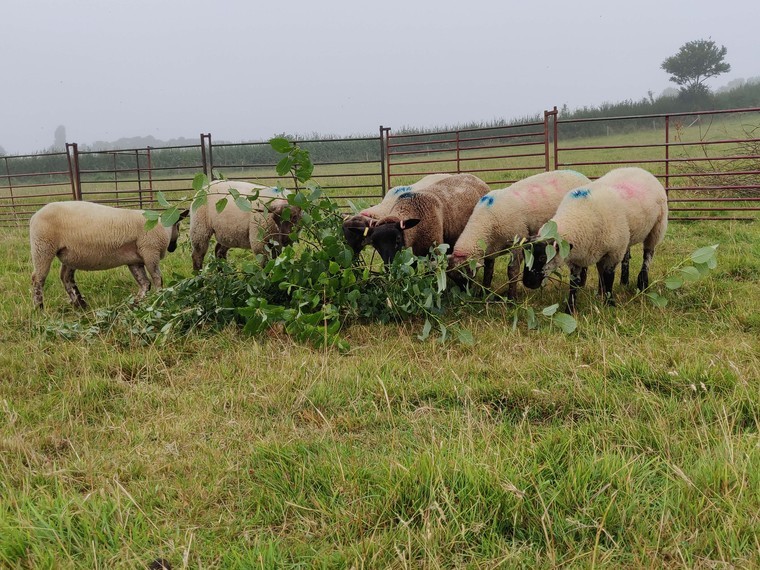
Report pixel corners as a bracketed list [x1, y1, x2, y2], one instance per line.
[366, 216, 421, 266]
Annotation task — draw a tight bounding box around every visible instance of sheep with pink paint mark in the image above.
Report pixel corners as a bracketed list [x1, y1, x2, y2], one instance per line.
[522, 167, 668, 312]
[448, 170, 590, 298]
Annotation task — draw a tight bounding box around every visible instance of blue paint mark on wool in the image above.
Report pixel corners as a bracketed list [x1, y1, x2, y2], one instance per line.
[570, 188, 590, 198]
[398, 192, 415, 200]
[393, 185, 412, 195]
[479, 195, 495, 208]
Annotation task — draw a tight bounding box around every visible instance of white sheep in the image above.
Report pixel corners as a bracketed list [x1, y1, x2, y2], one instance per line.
[30, 201, 188, 309]
[448, 170, 591, 298]
[342, 173, 453, 256]
[522, 167, 668, 312]
[189, 180, 300, 271]
[346, 173, 491, 265]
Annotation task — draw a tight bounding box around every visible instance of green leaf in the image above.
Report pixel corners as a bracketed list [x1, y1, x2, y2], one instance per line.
[552, 312, 577, 334]
[664, 275, 684, 290]
[142, 210, 160, 221]
[525, 307, 537, 330]
[545, 243, 556, 264]
[690, 244, 718, 264]
[436, 268, 447, 293]
[215, 199, 228, 214]
[558, 238, 571, 259]
[679, 266, 701, 282]
[542, 303, 559, 317]
[276, 156, 295, 176]
[457, 328, 474, 346]
[418, 319, 432, 341]
[270, 137, 292, 154]
[234, 196, 252, 212]
[144, 218, 159, 231]
[157, 191, 171, 208]
[539, 220, 558, 240]
[646, 291, 668, 307]
[191, 193, 207, 213]
[524, 248, 534, 270]
[192, 172, 209, 192]
[160, 207, 180, 227]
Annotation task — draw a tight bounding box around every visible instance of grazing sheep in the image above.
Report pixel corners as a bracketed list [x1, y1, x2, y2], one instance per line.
[522, 167, 668, 312]
[347, 173, 490, 265]
[189, 180, 301, 271]
[448, 170, 591, 298]
[30, 201, 188, 309]
[342, 174, 453, 256]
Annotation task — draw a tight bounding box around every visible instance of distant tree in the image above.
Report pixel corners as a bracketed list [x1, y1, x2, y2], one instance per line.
[661, 39, 731, 98]
[53, 125, 66, 150]
[0, 145, 6, 156]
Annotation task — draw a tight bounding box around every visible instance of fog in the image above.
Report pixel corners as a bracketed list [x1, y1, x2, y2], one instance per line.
[1, 0, 756, 154]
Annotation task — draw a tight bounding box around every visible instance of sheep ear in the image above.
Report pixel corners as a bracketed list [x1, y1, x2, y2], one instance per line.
[399, 218, 420, 230]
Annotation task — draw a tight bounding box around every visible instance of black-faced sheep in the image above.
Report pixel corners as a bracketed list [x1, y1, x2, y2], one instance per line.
[342, 174, 454, 256]
[346, 173, 491, 265]
[448, 170, 591, 298]
[189, 180, 301, 271]
[30, 201, 188, 309]
[522, 167, 668, 312]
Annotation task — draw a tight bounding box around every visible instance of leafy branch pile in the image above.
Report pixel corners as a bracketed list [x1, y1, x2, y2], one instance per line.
[42, 139, 720, 349]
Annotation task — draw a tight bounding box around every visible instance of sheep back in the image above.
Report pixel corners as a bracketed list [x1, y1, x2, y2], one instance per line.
[360, 173, 453, 219]
[452, 170, 590, 260]
[554, 167, 668, 269]
[30, 201, 174, 271]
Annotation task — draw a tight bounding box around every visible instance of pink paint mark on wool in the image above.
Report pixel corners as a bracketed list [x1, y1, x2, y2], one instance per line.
[614, 182, 645, 199]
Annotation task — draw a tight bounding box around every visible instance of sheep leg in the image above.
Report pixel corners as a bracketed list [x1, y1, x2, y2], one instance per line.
[636, 248, 654, 291]
[60, 265, 87, 309]
[565, 264, 585, 314]
[505, 257, 518, 300]
[482, 258, 495, 290]
[597, 261, 617, 307]
[190, 220, 213, 272]
[31, 252, 54, 309]
[143, 257, 163, 295]
[214, 243, 229, 260]
[620, 248, 631, 286]
[128, 264, 152, 299]
[579, 267, 588, 288]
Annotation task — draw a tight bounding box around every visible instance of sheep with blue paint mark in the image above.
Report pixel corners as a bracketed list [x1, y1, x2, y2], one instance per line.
[522, 167, 668, 312]
[448, 170, 591, 298]
[190, 179, 300, 270]
[347, 173, 490, 265]
[342, 173, 452, 256]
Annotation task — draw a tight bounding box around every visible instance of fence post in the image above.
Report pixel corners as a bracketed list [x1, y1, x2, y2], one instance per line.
[200, 133, 209, 178]
[381, 126, 391, 196]
[146, 147, 154, 206]
[65, 143, 78, 200]
[543, 109, 552, 171]
[551, 106, 559, 171]
[379, 125, 387, 198]
[664, 115, 670, 197]
[456, 131, 461, 173]
[136, 149, 144, 209]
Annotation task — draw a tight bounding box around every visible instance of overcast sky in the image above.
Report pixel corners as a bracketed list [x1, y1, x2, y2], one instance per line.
[1, 0, 756, 154]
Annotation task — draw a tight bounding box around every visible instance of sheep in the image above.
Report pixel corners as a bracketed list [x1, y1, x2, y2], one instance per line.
[522, 167, 668, 312]
[189, 180, 301, 271]
[30, 201, 188, 309]
[448, 170, 591, 298]
[346, 173, 491, 265]
[342, 173, 453, 256]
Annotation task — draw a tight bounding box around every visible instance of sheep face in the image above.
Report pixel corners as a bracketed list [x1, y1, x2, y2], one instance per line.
[267, 201, 302, 247]
[166, 210, 190, 253]
[366, 218, 421, 265]
[342, 215, 373, 256]
[522, 240, 563, 289]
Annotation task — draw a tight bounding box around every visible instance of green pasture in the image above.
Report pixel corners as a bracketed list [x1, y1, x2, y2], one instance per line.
[1, 175, 758, 569]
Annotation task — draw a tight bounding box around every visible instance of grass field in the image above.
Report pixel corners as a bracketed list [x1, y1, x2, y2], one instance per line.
[1, 185, 759, 569]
